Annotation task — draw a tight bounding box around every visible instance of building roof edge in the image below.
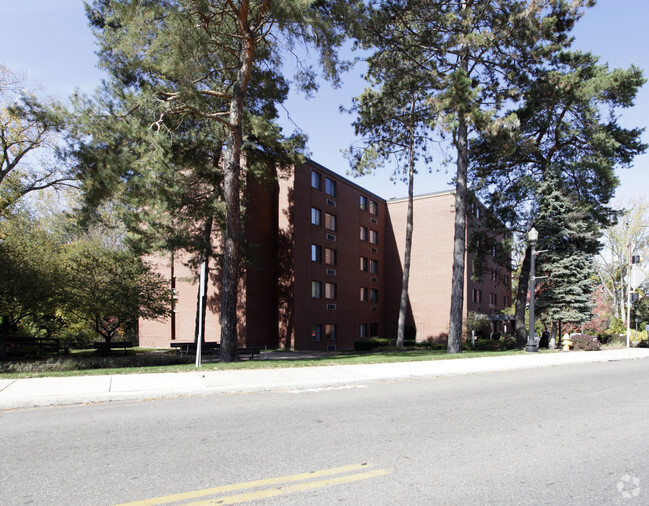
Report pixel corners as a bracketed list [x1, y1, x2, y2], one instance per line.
[387, 189, 456, 204]
[304, 159, 387, 203]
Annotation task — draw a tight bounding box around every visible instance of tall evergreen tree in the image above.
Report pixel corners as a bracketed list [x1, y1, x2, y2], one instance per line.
[346, 5, 438, 347]
[470, 50, 646, 346]
[77, 0, 355, 361]
[350, 0, 586, 352]
[533, 172, 599, 335]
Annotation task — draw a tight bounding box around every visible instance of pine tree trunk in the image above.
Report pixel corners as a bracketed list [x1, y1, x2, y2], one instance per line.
[396, 107, 416, 348]
[220, 15, 255, 362]
[448, 112, 468, 354]
[515, 245, 532, 348]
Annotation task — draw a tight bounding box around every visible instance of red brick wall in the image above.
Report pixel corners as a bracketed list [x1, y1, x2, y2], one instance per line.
[287, 161, 386, 351]
[140, 162, 512, 350]
[386, 192, 457, 341]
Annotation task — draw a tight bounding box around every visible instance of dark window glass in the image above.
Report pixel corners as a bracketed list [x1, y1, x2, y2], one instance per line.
[360, 226, 368, 241]
[325, 248, 337, 266]
[360, 195, 367, 210]
[312, 281, 322, 298]
[311, 244, 322, 262]
[325, 178, 336, 197]
[311, 171, 321, 190]
[325, 282, 337, 300]
[360, 323, 368, 338]
[325, 213, 336, 231]
[311, 207, 321, 226]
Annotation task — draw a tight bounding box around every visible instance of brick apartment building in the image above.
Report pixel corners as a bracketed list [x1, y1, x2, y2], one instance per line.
[139, 160, 512, 350]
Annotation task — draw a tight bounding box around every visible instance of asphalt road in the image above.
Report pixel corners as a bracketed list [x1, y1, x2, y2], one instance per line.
[2, 359, 649, 505]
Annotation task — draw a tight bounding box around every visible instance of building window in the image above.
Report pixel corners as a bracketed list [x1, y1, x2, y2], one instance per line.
[369, 229, 378, 245]
[369, 288, 379, 303]
[504, 296, 510, 307]
[325, 177, 336, 197]
[490, 293, 498, 306]
[360, 195, 367, 211]
[325, 248, 337, 266]
[311, 324, 322, 342]
[311, 207, 321, 226]
[472, 289, 482, 304]
[360, 323, 368, 338]
[311, 244, 322, 262]
[312, 281, 322, 299]
[325, 213, 337, 231]
[325, 324, 337, 341]
[360, 287, 368, 302]
[325, 282, 337, 300]
[369, 259, 378, 274]
[360, 226, 368, 241]
[360, 257, 368, 272]
[370, 323, 379, 337]
[311, 171, 321, 190]
[369, 200, 378, 216]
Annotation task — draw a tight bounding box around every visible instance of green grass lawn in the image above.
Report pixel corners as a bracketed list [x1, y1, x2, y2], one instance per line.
[0, 348, 530, 379]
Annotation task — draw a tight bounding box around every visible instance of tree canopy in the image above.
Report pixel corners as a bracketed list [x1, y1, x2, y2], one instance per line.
[470, 49, 646, 345]
[0, 65, 71, 216]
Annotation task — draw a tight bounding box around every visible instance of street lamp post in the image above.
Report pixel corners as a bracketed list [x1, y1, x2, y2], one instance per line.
[526, 227, 540, 352]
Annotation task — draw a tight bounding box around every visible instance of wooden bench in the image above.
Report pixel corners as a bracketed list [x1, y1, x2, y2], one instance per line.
[237, 347, 260, 360]
[93, 341, 134, 356]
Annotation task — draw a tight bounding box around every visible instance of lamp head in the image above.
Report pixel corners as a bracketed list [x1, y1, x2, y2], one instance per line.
[528, 227, 539, 243]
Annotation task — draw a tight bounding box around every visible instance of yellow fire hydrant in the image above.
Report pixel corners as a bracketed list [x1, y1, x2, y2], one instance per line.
[562, 333, 572, 351]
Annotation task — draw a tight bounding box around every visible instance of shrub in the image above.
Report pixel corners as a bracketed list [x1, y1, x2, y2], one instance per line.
[353, 339, 375, 352]
[570, 333, 601, 351]
[601, 334, 626, 349]
[473, 339, 501, 351]
[500, 337, 517, 350]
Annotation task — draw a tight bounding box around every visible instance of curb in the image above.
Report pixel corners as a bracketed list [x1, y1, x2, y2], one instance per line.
[1, 349, 648, 410]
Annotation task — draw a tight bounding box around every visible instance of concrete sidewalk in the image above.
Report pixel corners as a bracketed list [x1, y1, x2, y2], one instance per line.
[1, 348, 648, 410]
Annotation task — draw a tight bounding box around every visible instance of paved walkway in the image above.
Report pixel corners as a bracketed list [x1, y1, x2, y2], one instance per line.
[1, 348, 648, 410]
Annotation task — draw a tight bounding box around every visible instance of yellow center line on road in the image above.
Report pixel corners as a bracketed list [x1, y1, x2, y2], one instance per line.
[116, 463, 383, 506]
[193, 469, 390, 505]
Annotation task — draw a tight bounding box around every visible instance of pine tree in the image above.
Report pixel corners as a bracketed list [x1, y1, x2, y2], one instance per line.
[75, 0, 355, 360]
[534, 172, 599, 331]
[470, 50, 646, 346]
[349, 0, 586, 352]
[346, 5, 439, 347]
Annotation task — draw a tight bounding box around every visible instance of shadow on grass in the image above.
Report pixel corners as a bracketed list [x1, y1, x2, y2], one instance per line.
[0, 348, 525, 378]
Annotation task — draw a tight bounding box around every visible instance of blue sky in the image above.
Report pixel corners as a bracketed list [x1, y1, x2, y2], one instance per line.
[1, 0, 647, 206]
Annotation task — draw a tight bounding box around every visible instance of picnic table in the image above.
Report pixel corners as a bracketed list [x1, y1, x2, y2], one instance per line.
[93, 341, 134, 356]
